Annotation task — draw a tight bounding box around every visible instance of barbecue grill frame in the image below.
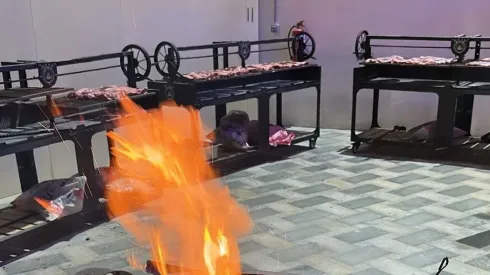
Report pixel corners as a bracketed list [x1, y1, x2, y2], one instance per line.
[0, 51, 141, 265]
[351, 32, 490, 164]
[148, 37, 322, 162]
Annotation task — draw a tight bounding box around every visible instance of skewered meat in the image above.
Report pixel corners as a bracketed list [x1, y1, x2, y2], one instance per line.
[184, 61, 308, 81]
[466, 60, 490, 67]
[365, 56, 456, 65]
[68, 85, 147, 101]
[467, 58, 490, 67]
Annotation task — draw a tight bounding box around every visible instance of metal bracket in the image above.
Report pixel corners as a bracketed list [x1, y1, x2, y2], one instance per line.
[238, 41, 251, 61]
[38, 62, 58, 88]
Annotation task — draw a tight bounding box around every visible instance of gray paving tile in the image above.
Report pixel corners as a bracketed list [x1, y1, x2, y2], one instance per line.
[342, 163, 379, 173]
[225, 180, 248, 189]
[396, 228, 448, 246]
[239, 240, 267, 254]
[90, 238, 135, 255]
[458, 229, 490, 248]
[444, 198, 488, 212]
[430, 165, 463, 173]
[341, 211, 385, 225]
[303, 163, 336, 173]
[352, 268, 390, 275]
[452, 215, 490, 228]
[338, 197, 384, 209]
[249, 207, 280, 220]
[242, 194, 286, 207]
[475, 213, 490, 220]
[290, 196, 333, 208]
[285, 225, 327, 241]
[333, 245, 390, 265]
[296, 172, 336, 183]
[344, 156, 369, 163]
[293, 183, 335, 195]
[386, 163, 424, 173]
[255, 172, 294, 183]
[334, 227, 387, 244]
[62, 255, 129, 275]
[395, 212, 442, 226]
[273, 243, 324, 262]
[305, 155, 333, 163]
[252, 222, 276, 234]
[250, 183, 292, 194]
[343, 173, 380, 184]
[283, 265, 325, 275]
[390, 184, 431, 196]
[283, 209, 328, 224]
[435, 174, 473, 184]
[391, 197, 435, 211]
[387, 173, 427, 184]
[341, 184, 382, 195]
[223, 171, 253, 180]
[439, 186, 481, 197]
[262, 161, 299, 171]
[466, 254, 490, 271]
[351, 268, 391, 275]
[2, 254, 70, 274]
[399, 248, 456, 268]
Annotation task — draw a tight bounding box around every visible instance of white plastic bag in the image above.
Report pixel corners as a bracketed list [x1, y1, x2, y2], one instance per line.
[11, 175, 87, 221]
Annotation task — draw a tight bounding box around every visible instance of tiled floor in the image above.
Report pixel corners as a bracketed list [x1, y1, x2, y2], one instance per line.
[4, 128, 490, 274]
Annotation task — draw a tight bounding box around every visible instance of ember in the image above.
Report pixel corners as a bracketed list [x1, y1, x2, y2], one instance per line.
[105, 97, 253, 275]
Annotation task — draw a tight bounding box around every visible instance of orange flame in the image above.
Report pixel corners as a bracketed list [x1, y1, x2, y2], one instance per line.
[34, 197, 63, 217]
[105, 96, 252, 275]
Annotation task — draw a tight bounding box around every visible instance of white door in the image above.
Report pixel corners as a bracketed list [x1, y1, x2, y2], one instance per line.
[244, 0, 259, 120]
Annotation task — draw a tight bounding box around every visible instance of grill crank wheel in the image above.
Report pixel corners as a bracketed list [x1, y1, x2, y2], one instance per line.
[120, 44, 152, 82]
[354, 30, 369, 60]
[287, 25, 316, 61]
[154, 41, 181, 77]
[288, 31, 316, 61]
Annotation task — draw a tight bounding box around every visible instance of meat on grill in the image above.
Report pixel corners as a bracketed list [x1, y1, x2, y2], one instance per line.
[365, 56, 456, 65]
[68, 85, 147, 101]
[467, 58, 490, 67]
[184, 61, 308, 81]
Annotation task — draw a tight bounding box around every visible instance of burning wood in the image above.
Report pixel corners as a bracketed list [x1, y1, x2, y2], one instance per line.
[105, 97, 253, 275]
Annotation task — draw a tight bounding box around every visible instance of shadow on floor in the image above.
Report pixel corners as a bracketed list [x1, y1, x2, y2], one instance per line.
[339, 142, 490, 170]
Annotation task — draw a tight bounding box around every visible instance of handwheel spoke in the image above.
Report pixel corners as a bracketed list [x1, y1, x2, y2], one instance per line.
[163, 47, 168, 56]
[138, 65, 145, 71]
[136, 50, 141, 59]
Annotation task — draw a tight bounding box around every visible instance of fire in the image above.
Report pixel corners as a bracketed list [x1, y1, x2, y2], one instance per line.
[105, 96, 252, 275]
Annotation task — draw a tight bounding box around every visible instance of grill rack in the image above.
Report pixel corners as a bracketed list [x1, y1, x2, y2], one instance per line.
[0, 50, 147, 265]
[144, 35, 322, 162]
[350, 30, 490, 166]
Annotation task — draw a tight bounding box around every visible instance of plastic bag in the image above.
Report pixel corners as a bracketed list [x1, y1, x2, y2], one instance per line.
[11, 175, 87, 221]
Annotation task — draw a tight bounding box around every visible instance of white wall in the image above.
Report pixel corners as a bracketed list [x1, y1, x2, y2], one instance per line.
[0, 0, 251, 199]
[259, 0, 490, 135]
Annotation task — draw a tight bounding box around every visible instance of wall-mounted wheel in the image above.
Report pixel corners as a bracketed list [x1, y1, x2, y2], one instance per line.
[309, 138, 317, 149]
[354, 30, 369, 60]
[351, 142, 361, 154]
[120, 44, 152, 82]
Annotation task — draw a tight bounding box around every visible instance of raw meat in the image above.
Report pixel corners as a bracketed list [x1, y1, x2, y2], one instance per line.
[68, 85, 147, 101]
[467, 58, 490, 67]
[365, 56, 456, 65]
[184, 61, 308, 81]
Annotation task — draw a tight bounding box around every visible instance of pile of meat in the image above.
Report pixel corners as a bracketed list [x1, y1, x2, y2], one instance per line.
[364, 55, 456, 65]
[184, 61, 308, 81]
[467, 58, 490, 67]
[67, 85, 147, 101]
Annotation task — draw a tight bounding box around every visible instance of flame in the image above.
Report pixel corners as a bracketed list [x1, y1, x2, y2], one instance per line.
[105, 96, 252, 275]
[34, 197, 63, 217]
